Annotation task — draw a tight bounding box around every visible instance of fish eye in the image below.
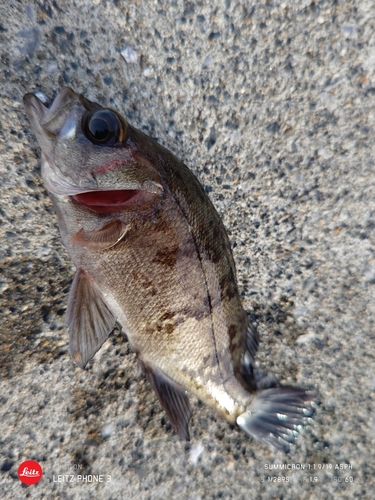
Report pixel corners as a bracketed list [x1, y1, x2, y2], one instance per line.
[83, 109, 123, 145]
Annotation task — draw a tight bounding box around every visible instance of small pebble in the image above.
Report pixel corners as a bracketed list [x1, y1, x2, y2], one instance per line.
[189, 442, 204, 466]
[121, 47, 138, 64]
[101, 423, 115, 438]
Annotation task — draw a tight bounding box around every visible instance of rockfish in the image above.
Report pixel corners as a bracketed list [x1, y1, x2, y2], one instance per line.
[24, 88, 316, 452]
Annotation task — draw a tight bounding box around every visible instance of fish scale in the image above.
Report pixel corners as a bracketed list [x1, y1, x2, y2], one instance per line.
[24, 87, 318, 452]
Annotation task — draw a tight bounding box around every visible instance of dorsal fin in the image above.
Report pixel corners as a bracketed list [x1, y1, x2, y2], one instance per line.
[241, 320, 259, 379]
[66, 268, 116, 368]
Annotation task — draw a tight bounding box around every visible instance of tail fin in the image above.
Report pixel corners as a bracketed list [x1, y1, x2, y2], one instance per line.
[236, 387, 318, 453]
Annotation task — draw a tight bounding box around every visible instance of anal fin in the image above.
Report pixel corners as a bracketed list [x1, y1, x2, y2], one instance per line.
[66, 268, 116, 368]
[141, 363, 192, 440]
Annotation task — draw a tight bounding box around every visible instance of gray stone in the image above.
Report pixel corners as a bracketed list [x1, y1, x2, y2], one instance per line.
[1, 0, 374, 498]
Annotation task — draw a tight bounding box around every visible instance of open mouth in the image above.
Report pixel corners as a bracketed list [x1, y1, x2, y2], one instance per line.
[72, 190, 141, 214]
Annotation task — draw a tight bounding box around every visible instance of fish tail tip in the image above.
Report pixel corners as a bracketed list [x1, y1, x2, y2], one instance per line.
[236, 386, 318, 453]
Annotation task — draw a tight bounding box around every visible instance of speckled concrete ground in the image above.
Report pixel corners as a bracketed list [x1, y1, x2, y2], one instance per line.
[1, 1, 374, 499]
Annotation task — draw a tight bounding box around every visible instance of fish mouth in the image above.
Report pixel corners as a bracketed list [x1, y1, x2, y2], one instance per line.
[71, 189, 154, 214]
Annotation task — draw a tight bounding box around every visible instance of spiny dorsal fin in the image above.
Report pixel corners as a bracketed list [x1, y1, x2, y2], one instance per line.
[66, 268, 116, 368]
[141, 362, 192, 440]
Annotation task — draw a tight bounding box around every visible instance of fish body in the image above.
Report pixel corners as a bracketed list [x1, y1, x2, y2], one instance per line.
[24, 88, 316, 452]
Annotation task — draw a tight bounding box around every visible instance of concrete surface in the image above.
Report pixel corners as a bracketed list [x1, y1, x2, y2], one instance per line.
[1, 0, 374, 498]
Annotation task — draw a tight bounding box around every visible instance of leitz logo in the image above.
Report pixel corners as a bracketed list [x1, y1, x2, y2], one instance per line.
[17, 460, 43, 485]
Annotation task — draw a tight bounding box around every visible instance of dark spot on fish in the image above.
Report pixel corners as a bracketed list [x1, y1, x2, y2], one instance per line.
[228, 324, 237, 342]
[212, 246, 225, 265]
[173, 169, 183, 181]
[152, 322, 167, 334]
[152, 245, 179, 267]
[203, 296, 210, 309]
[144, 311, 187, 338]
[219, 272, 237, 301]
[164, 323, 175, 335]
[219, 275, 228, 292]
[160, 311, 176, 321]
[202, 354, 215, 368]
[144, 325, 154, 337]
[225, 284, 237, 300]
[154, 216, 173, 233]
[173, 306, 209, 322]
[140, 277, 154, 290]
[212, 225, 221, 241]
[193, 309, 209, 321]
[180, 242, 196, 259]
[211, 245, 223, 264]
[237, 369, 257, 393]
[202, 354, 210, 365]
[140, 279, 160, 298]
[219, 269, 233, 290]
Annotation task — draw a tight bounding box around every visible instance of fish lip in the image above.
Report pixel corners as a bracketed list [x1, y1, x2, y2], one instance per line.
[42, 152, 164, 197]
[46, 181, 162, 197]
[42, 159, 163, 197]
[66, 179, 163, 197]
[23, 92, 48, 120]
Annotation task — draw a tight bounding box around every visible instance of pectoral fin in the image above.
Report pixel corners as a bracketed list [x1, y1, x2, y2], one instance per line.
[141, 363, 192, 440]
[66, 268, 116, 368]
[71, 220, 128, 250]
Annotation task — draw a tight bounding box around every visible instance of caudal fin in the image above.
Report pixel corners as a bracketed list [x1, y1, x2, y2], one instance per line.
[236, 387, 318, 453]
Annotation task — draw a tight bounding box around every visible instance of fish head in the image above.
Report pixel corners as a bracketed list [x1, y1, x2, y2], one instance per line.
[23, 87, 163, 213]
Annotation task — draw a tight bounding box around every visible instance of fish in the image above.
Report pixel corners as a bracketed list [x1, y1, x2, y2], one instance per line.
[23, 87, 317, 452]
